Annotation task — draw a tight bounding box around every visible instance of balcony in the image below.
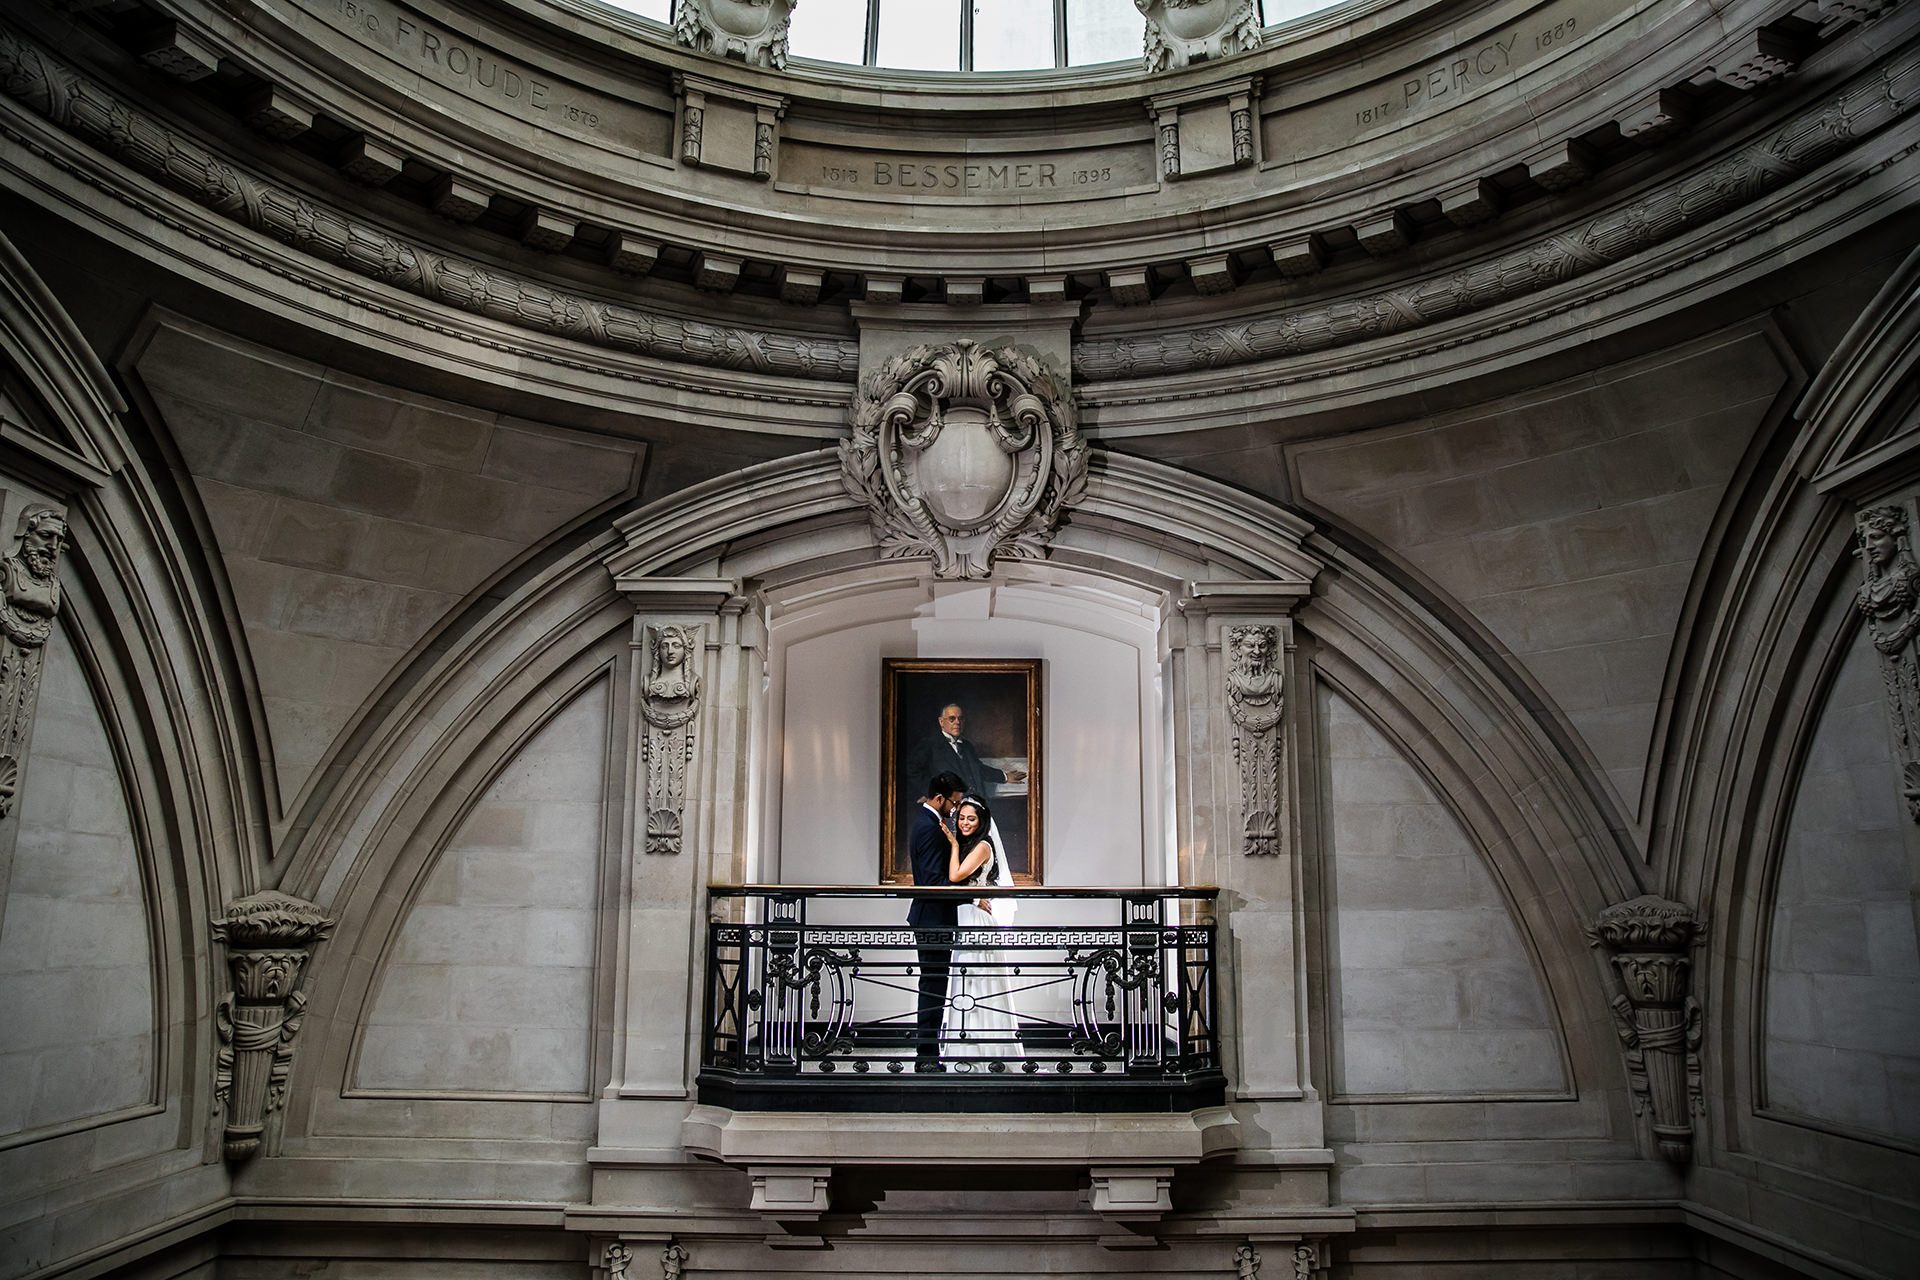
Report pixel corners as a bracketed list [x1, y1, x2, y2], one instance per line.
[697, 885, 1224, 1113]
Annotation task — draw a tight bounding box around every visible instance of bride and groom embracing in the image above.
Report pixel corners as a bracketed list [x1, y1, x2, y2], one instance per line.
[905, 772, 1025, 1072]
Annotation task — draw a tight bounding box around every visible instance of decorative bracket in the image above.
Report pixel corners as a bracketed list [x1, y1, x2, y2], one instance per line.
[211, 890, 334, 1161]
[1587, 895, 1705, 1162]
[673, 0, 794, 68]
[1139, 0, 1262, 74]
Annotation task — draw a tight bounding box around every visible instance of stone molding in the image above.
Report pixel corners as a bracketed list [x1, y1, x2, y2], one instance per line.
[1796, 245, 1920, 494]
[1076, 41, 1920, 381]
[0, 28, 858, 382]
[212, 890, 335, 1161]
[0, 500, 66, 821]
[1587, 895, 1705, 1163]
[1140, 0, 1263, 75]
[838, 341, 1087, 580]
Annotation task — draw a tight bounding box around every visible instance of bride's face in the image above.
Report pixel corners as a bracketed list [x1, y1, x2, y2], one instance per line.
[956, 806, 981, 838]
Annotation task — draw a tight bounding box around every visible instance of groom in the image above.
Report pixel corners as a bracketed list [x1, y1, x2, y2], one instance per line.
[907, 771, 967, 1071]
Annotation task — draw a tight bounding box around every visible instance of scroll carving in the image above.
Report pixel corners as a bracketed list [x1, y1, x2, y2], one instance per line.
[0, 32, 858, 382]
[1231, 105, 1255, 165]
[0, 504, 66, 818]
[674, 0, 794, 69]
[839, 341, 1087, 580]
[1139, 0, 1263, 74]
[1855, 503, 1920, 819]
[1226, 624, 1283, 857]
[642, 624, 702, 855]
[211, 891, 334, 1161]
[661, 1243, 689, 1280]
[604, 1243, 632, 1280]
[1587, 895, 1705, 1163]
[1293, 1243, 1318, 1279]
[1235, 1244, 1260, 1278]
[1158, 118, 1181, 179]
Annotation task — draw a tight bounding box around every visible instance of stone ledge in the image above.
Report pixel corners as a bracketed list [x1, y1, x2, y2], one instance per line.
[676, 1102, 1242, 1167]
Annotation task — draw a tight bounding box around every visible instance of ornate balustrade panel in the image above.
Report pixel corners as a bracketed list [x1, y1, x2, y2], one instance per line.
[700, 886, 1222, 1112]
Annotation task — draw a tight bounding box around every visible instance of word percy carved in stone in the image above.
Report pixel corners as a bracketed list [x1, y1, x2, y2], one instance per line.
[1855, 503, 1920, 820]
[1139, 0, 1263, 74]
[840, 341, 1087, 580]
[0, 505, 67, 819]
[642, 625, 702, 855]
[675, 0, 794, 70]
[1225, 625, 1284, 857]
[1588, 895, 1704, 1163]
[212, 891, 335, 1161]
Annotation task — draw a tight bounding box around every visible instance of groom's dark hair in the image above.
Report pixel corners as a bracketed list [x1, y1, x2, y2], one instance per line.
[925, 771, 965, 800]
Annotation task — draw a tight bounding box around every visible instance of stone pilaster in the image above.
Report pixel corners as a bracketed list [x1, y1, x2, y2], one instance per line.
[211, 891, 334, 1161]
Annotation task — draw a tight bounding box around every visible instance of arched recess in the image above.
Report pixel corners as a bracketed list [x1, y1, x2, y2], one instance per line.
[0, 230, 261, 1264]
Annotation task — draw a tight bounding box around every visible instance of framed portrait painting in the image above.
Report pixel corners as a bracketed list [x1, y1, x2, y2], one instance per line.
[882, 658, 1042, 885]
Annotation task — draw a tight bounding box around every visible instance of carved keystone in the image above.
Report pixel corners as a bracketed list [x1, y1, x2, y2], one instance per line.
[212, 891, 334, 1161]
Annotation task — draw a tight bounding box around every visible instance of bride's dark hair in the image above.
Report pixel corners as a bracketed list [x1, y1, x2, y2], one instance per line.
[953, 796, 1000, 884]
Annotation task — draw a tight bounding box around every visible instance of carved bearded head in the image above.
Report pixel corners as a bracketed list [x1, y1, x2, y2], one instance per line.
[1231, 624, 1275, 676]
[14, 506, 66, 581]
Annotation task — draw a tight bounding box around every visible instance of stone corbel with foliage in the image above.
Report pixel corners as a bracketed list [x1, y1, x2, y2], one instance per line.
[674, 0, 795, 69]
[1587, 895, 1705, 1163]
[212, 891, 334, 1161]
[1138, 0, 1263, 74]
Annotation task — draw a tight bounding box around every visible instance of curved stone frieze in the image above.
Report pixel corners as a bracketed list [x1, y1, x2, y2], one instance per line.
[0, 29, 858, 382]
[838, 341, 1087, 579]
[1076, 46, 1920, 381]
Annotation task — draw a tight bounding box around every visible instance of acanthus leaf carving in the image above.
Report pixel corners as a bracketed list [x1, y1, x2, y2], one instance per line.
[674, 0, 794, 70]
[1138, 0, 1263, 74]
[838, 341, 1086, 580]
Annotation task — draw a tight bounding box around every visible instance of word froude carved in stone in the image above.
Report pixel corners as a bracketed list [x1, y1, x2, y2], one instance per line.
[674, 0, 794, 70]
[1226, 624, 1284, 856]
[1587, 895, 1705, 1163]
[1139, 0, 1263, 75]
[0, 504, 67, 818]
[642, 624, 702, 855]
[839, 340, 1087, 580]
[1855, 502, 1920, 820]
[212, 891, 335, 1161]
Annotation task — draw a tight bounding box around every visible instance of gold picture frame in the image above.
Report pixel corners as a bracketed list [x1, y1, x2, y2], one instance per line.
[881, 658, 1043, 885]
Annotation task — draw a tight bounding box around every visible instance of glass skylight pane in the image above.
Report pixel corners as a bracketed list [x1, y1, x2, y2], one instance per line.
[596, 0, 671, 21]
[786, 0, 869, 63]
[1065, 0, 1141, 65]
[972, 0, 1055, 71]
[876, 0, 961, 70]
[1261, 0, 1339, 22]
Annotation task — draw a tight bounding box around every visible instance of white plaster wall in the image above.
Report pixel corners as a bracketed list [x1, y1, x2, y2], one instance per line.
[355, 680, 609, 1095]
[1765, 624, 1920, 1141]
[0, 625, 154, 1135]
[1320, 686, 1566, 1097]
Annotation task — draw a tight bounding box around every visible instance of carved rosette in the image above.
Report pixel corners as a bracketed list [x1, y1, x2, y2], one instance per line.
[838, 341, 1087, 580]
[1854, 503, 1920, 819]
[1225, 624, 1284, 856]
[1139, 0, 1263, 74]
[641, 624, 703, 855]
[1587, 895, 1705, 1163]
[674, 0, 794, 69]
[211, 891, 334, 1161]
[0, 504, 66, 820]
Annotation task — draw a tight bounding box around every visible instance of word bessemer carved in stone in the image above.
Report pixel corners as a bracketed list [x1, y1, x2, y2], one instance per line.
[1587, 895, 1705, 1163]
[1855, 503, 1920, 820]
[840, 341, 1087, 580]
[642, 624, 702, 855]
[212, 891, 335, 1161]
[674, 0, 794, 70]
[1138, 0, 1263, 74]
[0, 505, 66, 818]
[1226, 624, 1284, 856]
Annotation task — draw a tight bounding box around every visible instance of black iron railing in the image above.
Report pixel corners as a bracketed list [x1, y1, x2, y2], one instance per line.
[699, 885, 1222, 1112]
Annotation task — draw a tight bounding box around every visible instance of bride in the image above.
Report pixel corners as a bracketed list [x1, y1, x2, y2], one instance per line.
[939, 795, 1024, 1065]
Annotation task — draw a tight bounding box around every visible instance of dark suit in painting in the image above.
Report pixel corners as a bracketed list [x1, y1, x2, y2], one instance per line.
[907, 803, 957, 1062]
[904, 732, 1012, 805]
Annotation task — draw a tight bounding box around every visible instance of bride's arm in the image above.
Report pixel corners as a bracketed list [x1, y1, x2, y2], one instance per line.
[952, 838, 993, 884]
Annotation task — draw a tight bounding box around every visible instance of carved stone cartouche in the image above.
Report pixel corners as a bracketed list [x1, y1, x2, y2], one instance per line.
[1225, 624, 1284, 856]
[839, 340, 1086, 580]
[211, 890, 334, 1161]
[1854, 503, 1920, 819]
[0, 504, 66, 818]
[1587, 895, 1705, 1163]
[674, 0, 795, 70]
[1138, 0, 1263, 74]
[641, 624, 702, 855]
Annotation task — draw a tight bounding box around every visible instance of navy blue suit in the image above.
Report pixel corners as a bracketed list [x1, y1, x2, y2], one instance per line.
[906, 804, 956, 1061]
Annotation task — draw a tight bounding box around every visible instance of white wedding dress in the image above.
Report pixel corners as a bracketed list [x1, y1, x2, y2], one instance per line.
[940, 821, 1025, 1066]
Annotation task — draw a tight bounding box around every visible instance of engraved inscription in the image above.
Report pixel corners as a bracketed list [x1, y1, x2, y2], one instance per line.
[303, 0, 662, 153]
[800, 154, 1127, 196]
